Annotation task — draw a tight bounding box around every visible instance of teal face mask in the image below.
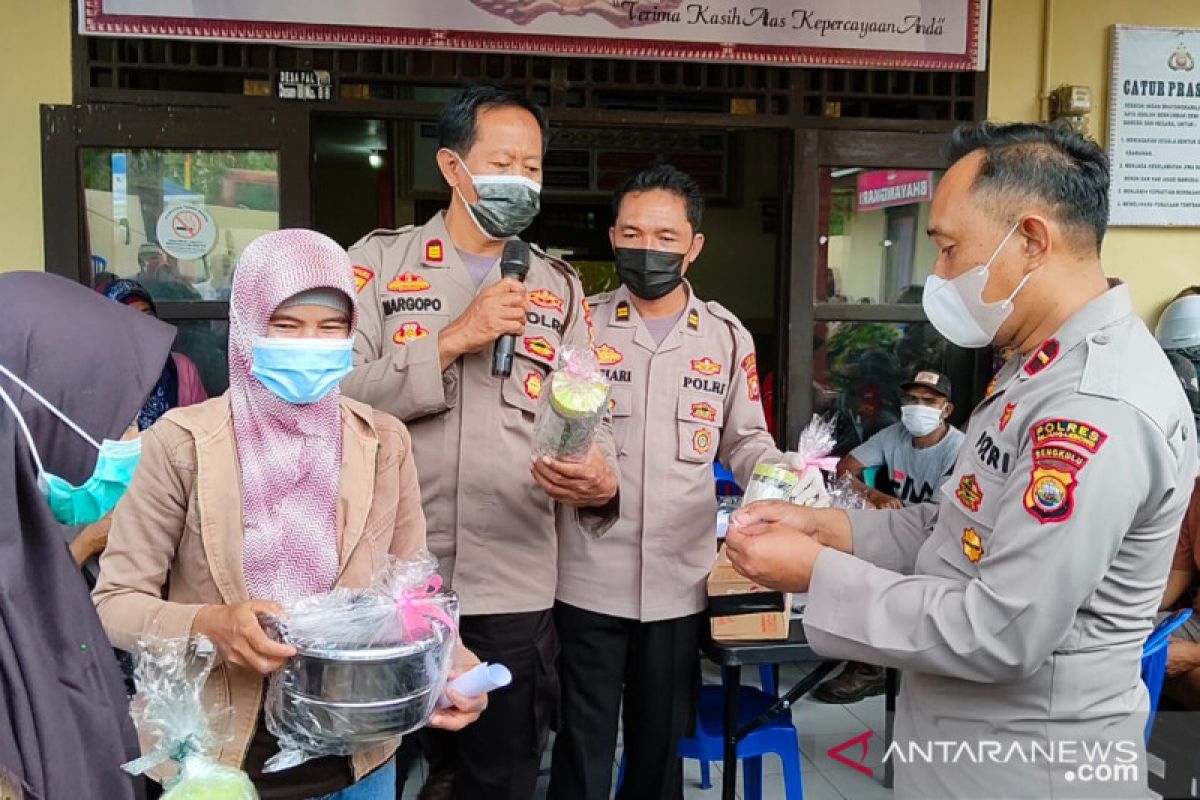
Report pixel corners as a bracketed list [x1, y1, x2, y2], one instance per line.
[250, 336, 354, 405]
[0, 364, 142, 526]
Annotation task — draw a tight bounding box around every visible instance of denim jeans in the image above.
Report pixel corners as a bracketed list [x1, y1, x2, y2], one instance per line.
[322, 758, 397, 800]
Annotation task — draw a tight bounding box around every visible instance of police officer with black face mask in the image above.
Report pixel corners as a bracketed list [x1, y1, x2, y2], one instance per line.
[549, 164, 790, 800]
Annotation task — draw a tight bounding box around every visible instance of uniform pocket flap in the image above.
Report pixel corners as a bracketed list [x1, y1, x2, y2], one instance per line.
[609, 384, 633, 418]
[502, 359, 547, 415]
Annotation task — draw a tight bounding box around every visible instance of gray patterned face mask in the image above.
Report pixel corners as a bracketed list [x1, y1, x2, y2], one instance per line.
[454, 156, 541, 239]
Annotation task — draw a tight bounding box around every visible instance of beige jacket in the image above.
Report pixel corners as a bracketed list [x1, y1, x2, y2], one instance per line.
[93, 394, 426, 781]
[557, 285, 782, 621]
[342, 212, 618, 615]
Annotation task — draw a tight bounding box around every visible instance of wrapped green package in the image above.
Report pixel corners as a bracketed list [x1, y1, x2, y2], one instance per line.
[123, 636, 259, 799]
[162, 756, 257, 800]
[533, 347, 610, 460]
[742, 462, 801, 503]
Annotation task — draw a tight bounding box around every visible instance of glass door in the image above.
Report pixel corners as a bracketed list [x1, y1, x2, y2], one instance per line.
[785, 129, 992, 452]
[41, 104, 309, 395]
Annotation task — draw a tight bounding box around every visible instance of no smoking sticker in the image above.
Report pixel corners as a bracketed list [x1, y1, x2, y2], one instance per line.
[155, 204, 217, 261]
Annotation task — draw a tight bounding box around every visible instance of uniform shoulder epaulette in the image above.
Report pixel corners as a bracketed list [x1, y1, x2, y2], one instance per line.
[587, 290, 617, 307]
[349, 225, 417, 250]
[530, 243, 581, 279]
[705, 300, 751, 335]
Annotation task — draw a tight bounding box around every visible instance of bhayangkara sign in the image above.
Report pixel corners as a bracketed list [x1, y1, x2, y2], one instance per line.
[1108, 25, 1200, 227]
[81, 0, 987, 70]
[856, 169, 934, 212]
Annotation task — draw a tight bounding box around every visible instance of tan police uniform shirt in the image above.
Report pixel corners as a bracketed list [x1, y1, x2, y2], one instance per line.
[557, 284, 783, 622]
[342, 211, 618, 616]
[803, 285, 1198, 799]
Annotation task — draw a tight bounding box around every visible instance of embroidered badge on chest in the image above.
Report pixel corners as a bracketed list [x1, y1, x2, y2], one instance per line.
[691, 357, 722, 376]
[393, 321, 430, 345]
[691, 402, 718, 422]
[687, 309, 700, 331]
[961, 527, 984, 564]
[955, 473, 983, 512]
[692, 427, 714, 455]
[529, 289, 564, 312]
[596, 343, 623, 365]
[524, 371, 543, 400]
[615, 301, 631, 321]
[523, 336, 556, 361]
[388, 272, 431, 293]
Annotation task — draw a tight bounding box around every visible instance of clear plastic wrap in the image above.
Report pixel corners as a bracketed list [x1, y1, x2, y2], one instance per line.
[262, 551, 459, 773]
[743, 415, 840, 506]
[532, 347, 611, 460]
[827, 473, 870, 510]
[122, 636, 258, 800]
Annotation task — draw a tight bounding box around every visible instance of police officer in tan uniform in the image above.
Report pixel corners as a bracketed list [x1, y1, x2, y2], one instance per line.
[548, 165, 809, 800]
[727, 123, 1198, 798]
[341, 86, 619, 800]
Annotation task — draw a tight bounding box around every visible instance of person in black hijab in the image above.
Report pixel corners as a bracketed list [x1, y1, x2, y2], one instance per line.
[0, 271, 174, 800]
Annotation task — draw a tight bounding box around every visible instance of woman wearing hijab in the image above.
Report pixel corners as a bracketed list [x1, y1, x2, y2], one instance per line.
[99, 278, 209, 427]
[64, 279, 210, 579]
[93, 229, 485, 800]
[0, 271, 175, 800]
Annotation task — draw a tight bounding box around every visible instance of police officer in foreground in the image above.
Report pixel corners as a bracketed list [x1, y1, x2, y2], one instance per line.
[342, 85, 619, 799]
[547, 165, 816, 800]
[727, 121, 1198, 798]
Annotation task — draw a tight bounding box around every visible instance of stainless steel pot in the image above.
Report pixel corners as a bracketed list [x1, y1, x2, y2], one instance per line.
[278, 634, 450, 742]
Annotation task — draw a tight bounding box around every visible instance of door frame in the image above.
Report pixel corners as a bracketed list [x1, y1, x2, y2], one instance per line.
[40, 102, 311, 310]
[783, 129, 954, 446]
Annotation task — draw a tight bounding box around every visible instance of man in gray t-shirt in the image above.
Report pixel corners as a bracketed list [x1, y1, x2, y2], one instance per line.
[814, 369, 965, 703]
[839, 369, 964, 509]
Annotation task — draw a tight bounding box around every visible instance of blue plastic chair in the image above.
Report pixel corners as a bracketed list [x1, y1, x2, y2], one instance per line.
[616, 666, 799, 798]
[677, 680, 805, 800]
[1141, 608, 1193, 743]
[714, 461, 741, 497]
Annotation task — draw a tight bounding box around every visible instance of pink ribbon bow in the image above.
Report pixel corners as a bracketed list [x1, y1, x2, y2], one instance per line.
[396, 575, 457, 639]
[806, 456, 840, 472]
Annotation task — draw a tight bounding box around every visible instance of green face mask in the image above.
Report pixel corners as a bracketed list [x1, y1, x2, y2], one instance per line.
[0, 364, 142, 526]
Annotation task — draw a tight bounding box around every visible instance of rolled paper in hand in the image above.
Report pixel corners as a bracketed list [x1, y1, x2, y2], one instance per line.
[437, 662, 512, 709]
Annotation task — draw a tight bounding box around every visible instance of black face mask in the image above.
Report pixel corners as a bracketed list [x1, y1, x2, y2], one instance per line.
[613, 247, 686, 301]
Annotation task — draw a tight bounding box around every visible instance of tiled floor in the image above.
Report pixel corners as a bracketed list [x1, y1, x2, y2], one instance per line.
[401, 661, 894, 800]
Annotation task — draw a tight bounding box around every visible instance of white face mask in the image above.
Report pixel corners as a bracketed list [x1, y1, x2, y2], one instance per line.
[901, 404, 944, 437]
[922, 223, 1034, 349]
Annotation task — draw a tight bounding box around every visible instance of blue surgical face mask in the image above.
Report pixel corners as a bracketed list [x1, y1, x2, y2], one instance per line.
[0, 364, 142, 526]
[251, 336, 353, 405]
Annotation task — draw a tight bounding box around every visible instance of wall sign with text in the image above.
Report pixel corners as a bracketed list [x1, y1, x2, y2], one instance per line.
[81, 0, 987, 71]
[1108, 25, 1200, 227]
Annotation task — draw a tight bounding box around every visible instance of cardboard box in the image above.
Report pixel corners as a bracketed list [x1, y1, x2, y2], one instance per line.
[707, 544, 791, 641]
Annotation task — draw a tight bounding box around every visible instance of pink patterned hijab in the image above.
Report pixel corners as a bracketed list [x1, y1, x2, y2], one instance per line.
[229, 229, 358, 601]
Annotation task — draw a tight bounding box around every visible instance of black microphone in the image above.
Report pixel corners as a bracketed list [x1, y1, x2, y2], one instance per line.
[492, 240, 532, 378]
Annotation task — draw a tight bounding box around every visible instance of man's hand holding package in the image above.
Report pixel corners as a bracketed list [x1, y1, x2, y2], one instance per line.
[531, 444, 618, 507]
[724, 501, 854, 592]
[788, 464, 832, 508]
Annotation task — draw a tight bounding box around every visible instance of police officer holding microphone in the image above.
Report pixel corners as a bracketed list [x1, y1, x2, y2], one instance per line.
[342, 86, 619, 799]
[727, 122, 1197, 798]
